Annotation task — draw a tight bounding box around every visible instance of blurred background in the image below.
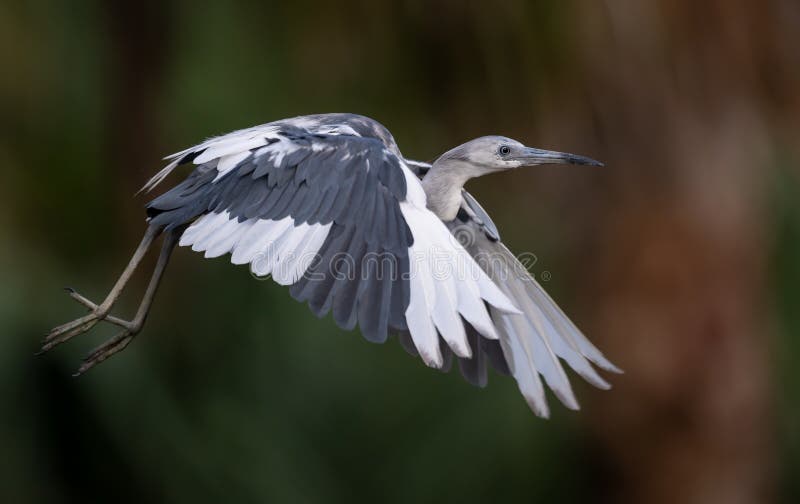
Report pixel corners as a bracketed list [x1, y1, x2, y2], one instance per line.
[2, 0, 799, 502]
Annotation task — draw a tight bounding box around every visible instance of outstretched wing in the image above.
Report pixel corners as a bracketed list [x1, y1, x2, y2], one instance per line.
[448, 197, 622, 417]
[144, 114, 519, 370]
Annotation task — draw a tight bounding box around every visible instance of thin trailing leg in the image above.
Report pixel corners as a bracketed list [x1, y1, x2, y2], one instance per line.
[72, 228, 179, 375]
[41, 225, 162, 353]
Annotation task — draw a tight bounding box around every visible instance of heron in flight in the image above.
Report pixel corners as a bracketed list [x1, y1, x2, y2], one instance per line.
[42, 113, 620, 417]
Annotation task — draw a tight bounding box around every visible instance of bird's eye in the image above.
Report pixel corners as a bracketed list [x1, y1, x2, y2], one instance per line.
[499, 145, 511, 156]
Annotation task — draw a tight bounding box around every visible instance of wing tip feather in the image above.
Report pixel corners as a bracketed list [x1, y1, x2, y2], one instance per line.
[524, 395, 551, 418]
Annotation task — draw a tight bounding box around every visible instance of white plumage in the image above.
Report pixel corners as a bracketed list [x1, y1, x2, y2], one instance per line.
[400, 201, 520, 366]
[181, 213, 333, 288]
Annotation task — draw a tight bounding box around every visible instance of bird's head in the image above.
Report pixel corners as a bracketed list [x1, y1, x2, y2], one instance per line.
[433, 135, 603, 177]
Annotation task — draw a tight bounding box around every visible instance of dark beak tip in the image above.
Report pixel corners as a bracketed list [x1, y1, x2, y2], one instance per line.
[576, 156, 604, 167]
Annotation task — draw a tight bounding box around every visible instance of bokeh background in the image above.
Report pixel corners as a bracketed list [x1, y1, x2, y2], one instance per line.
[2, 1, 799, 502]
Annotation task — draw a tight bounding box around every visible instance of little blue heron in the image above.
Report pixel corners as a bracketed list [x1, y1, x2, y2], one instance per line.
[42, 113, 620, 417]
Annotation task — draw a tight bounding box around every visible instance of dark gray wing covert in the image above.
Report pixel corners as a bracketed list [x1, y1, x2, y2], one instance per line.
[145, 124, 413, 344]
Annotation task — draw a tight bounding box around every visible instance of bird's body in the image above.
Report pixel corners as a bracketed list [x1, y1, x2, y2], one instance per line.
[44, 113, 620, 417]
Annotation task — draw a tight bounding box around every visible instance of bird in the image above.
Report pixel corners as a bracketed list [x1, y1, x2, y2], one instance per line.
[42, 113, 620, 417]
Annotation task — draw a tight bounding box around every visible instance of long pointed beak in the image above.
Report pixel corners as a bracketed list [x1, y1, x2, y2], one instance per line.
[517, 147, 604, 167]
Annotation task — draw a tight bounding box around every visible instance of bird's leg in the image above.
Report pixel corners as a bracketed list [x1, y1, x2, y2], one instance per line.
[74, 228, 179, 375]
[41, 225, 161, 353]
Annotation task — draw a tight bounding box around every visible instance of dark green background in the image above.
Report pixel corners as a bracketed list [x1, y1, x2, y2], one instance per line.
[2, 1, 798, 502]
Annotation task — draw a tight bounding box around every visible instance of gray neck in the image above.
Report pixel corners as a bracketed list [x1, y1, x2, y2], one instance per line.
[421, 160, 481, 221]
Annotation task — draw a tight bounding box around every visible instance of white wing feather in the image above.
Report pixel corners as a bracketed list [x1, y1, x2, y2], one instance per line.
[398, 165, 521, 367]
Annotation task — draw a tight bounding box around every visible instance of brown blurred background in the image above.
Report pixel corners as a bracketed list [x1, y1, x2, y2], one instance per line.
[2, 1, 799, 503]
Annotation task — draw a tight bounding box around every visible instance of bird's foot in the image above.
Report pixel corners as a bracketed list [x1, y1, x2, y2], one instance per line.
[73, 330, 134, 376]
[39, 288, 139, 371]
